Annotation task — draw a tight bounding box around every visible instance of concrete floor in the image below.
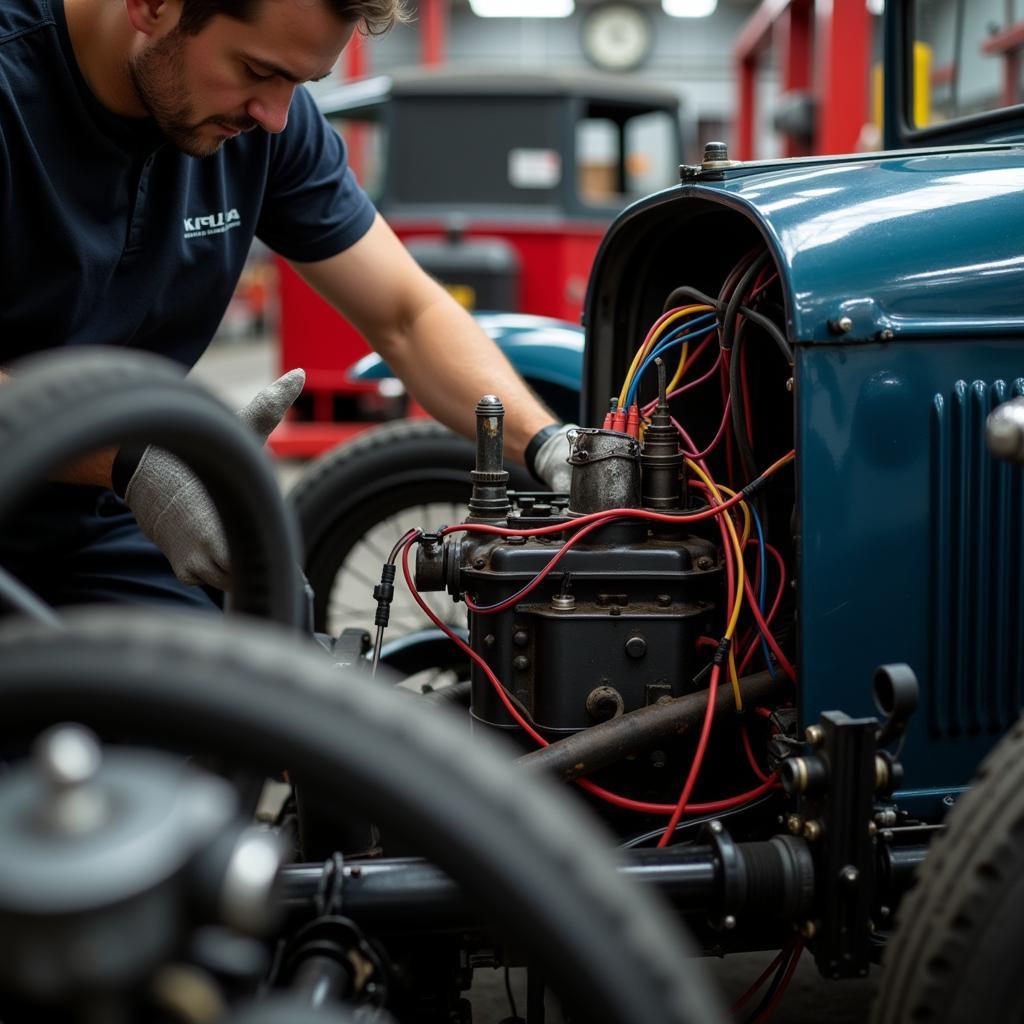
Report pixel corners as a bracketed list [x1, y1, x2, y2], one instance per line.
[192, 336, 882, 1023]
[472, 956, 878, 1023]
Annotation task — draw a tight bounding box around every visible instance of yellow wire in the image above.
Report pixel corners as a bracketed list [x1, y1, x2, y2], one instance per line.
[617, 305, 713, 411]
[715, 483, 751, 547]
[686, 459, 746, 710]
[666, 342, 689, 395]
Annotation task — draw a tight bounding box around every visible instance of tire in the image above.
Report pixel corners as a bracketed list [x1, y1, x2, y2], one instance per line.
[289, 420, 532, 637]
[0, 347, 303, 626]
[0, 608, 725, 1024]
[872, 718, 1024, 1024]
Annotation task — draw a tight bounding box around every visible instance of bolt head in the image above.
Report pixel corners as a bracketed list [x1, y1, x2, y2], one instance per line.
[786, 814, 803, 835]
[800, 920, 817, 939]
[803, 819, 822, 841]
[35, 724, 102, 789]
[722, 914, 737, 930]
[805, 723, 825, 746]
[625, 636, 647, 659]
[709, 820, 723, 834]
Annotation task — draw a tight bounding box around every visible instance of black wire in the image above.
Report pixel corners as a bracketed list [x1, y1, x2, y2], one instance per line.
[720, 253, 771, 494]
[663, 285, 723, 313]
[504, 965, 519, 1019]
[617, 795, 775, 849]
[729, 316, 760, 487]
[389, 528, 421, 565]
[720, 252, 769, 354]
[738, 304, 793, 365]
[742, 944, 794, 1024]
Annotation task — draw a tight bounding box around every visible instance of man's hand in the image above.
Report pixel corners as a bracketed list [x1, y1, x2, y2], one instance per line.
[124, 369, 305, 590]
[529, 423, 577, 493]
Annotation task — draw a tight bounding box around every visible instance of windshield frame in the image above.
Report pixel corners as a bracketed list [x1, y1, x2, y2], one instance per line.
[884, 0, 1024, 149]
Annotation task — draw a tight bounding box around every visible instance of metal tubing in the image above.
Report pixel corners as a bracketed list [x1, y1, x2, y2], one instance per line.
[279, 841, 931, 935]
[290, 955, 352, 1008]
[518, 670, 777, 780]
[279, 848, 722, 931]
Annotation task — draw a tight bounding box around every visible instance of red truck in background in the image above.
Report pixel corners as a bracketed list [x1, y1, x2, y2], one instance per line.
[269, 67, 684, 457]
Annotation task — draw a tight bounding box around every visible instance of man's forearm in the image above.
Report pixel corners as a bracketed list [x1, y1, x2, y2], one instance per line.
[376, 292, 557, 464]
[0, 368, 116, 487]
[291, 219, 563, 467]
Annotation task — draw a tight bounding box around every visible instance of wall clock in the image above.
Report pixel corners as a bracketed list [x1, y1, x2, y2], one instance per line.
[581, 3, 654, 73]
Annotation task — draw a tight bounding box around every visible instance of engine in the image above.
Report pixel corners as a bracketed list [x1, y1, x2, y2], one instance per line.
[410, 245, 799, 834]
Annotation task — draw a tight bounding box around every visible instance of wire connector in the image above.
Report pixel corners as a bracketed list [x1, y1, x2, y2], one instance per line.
[373, 563, 397, 628]
[713, 636, 733, 666]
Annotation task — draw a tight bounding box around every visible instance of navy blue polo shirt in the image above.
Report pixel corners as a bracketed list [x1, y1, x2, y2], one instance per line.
[0, 0, 376, 369]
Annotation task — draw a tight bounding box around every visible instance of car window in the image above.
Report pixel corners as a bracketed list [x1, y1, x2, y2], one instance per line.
[576, 109, 679, 207]
[389, 97, 565, 206]
[912, 0, 1022, 126]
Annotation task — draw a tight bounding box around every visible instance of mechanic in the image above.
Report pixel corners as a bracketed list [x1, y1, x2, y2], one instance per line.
[0, 0, 574, 611]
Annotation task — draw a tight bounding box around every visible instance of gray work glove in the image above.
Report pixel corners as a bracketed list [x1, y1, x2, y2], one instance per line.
[124, 368, 306, 591]
[531, 423, 577, 493]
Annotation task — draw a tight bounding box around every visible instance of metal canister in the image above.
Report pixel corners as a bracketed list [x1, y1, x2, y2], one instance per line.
[567, 428, 641, 515]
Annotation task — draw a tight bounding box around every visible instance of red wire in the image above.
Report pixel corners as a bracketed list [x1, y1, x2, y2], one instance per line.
[656, 662, 720, 847]
[753, 942, 804, 1023]
[741, 721, 770, 783]
[741, 555, 796, 681]
[640, 337, 719, 416]
[579, 775, 779, 817]
[402, 535, 782, 817]
[402, 449, 794, 818]
[672, 398, 730, 460]
[670, 348, 724, 400]
[720, 349, 736, 482]
[740, 335, 755, 448]
[729, 945, 789, 1014]
[739, 542, 787, 675]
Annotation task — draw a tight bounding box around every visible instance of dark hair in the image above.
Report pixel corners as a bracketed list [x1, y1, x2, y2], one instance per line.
[178, 0, 410, 37]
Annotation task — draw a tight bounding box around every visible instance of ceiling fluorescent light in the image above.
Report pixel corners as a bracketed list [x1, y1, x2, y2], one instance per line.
[661, 0, 718, 17]
[469, 0, 574, 16]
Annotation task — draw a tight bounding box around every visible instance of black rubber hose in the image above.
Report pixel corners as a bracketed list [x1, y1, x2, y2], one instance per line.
[0, 609, 726, 1024]
[0, 348, 303, 627]
[519, 670, 777, 780]
[663, 285, 722, 313]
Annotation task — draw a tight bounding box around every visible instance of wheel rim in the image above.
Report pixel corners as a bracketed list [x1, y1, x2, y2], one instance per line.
[322, 498, 468, 640]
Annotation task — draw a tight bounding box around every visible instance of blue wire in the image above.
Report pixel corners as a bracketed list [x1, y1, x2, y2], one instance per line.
[625, 313, 718, 407]
[748, 503, 776, 679]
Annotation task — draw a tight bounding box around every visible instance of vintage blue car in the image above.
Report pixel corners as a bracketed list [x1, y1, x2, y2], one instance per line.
[2, 0, 1023, 1021]
[288, 0, 1024, 1018]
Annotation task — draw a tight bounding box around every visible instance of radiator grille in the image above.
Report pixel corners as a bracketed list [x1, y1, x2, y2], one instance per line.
[930, 379, 1024, 737]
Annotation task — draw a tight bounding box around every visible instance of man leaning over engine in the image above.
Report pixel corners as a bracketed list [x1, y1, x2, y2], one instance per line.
[0, 0, 574, 609]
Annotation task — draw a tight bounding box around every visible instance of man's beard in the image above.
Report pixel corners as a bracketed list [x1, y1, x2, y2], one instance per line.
[129, 30, 256, 158]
